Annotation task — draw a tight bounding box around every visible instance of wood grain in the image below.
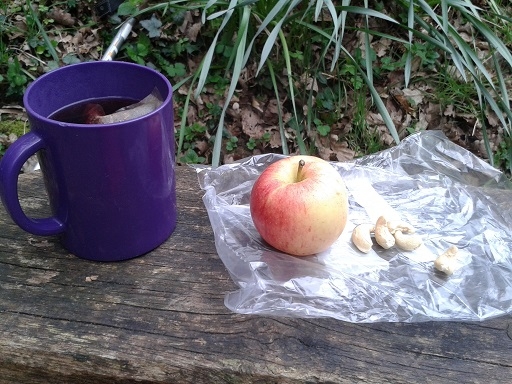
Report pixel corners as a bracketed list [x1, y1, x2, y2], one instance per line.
[0, 167, 511, 383]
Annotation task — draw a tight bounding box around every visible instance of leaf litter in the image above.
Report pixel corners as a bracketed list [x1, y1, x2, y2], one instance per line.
[1, 1, 511, 170]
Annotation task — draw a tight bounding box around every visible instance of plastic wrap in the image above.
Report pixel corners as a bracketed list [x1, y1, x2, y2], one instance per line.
[195, 131, 512, 322]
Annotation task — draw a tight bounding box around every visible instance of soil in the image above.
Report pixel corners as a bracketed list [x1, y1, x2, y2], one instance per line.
[1, 1, 510, 173]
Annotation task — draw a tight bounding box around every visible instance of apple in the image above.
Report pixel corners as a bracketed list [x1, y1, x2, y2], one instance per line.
[250, 155, 349, 256]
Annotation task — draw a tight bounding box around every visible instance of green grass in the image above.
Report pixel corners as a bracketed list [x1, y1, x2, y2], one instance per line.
[1, 0, 512, 174]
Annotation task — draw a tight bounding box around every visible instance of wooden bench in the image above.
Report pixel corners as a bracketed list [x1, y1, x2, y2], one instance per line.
[1, 167, 511, 383]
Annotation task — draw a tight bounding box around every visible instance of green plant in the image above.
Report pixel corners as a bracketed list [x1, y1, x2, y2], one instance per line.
[399, 0, 512, 169]
[246, 132, 271, 151]
[434, 67, 480, 116]
[409, 41, 440, 70]
[179, 148, 206, 164]
[155, 53, 187, 78]
[5, 58, 28, 98]
[3, 0, 512, 173]
[340, 61, 364, 90]
[494, 139, 512, 175]
[1, 0, 75, 101]
[246, 137, 257, 150]
[191, 0, 512, 169]
[24, 1, 59, 63]
[314, 118, 331, 137]
[182, 122, 207, 142]
[347, 90, 383, 156]
[225, 136, 238, 151]
[124, 33, 151, 64]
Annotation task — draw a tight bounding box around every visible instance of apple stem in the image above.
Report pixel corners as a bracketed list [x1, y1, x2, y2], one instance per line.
[297, 159, 305, 181]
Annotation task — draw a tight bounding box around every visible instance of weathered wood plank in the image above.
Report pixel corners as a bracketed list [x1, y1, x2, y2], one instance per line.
[0, 167, 511, 384]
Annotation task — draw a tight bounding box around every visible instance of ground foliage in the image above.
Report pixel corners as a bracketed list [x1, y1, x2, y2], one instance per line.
[1, 0, 512, 172]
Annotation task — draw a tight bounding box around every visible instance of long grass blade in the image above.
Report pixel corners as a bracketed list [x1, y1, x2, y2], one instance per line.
[492, 51, 511, 128]
[202, 0, 219, 23]
[211, 5, 251, 167]
[413, 16, 468, 82]
[339, 44, 400, 144]
[330, 4, 397, 72]
[441, 0, 449, 34]
[315, 0, 339, 34]
[131, 1, 201, 19]
[329, 0, 350, 71]
[249, 0, 302, 75]
[463, 13, 512, 70]
[177, 74, 199, 156]
[416, 0, 446, 32]
[303, 20, 408, 46]
[195, 0, 238, 97]
[207, 0, 258, 20]
[448, 0, 482, 18]
[474, 76, 511, 136]
[28, 3, 59, 63]
[256, 17, 286, 74]
[447, 24, 496, 89]
[242, 0, 293, 69]
[279, 28, 307, 154]
[266, 60, 288, 155]
[363, 0, 372, 85]
[404, 0, 414, 87]
[471, 82, 493, 164]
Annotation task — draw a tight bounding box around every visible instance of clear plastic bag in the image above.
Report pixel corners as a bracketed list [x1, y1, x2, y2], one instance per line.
[195, 131, 512, 322]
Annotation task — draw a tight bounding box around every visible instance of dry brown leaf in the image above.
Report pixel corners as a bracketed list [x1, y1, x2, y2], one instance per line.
[486, 107, 501, 128]
[195, 140, 209, 154]
[223, 153, 235, 164]
[268, 128, 283, 149]
[444, 104, 456, 117]
[251, 97, 263, 113]
[186, 22, 202, 42]
[330, 140, 356, 162]
[47, 8, 76, 27]
[402, 88, 425, 106]
[298, 73, 318, 93]
[385, 96, 404, 125]
[9, 15, 27, 39]
[70, 28, 101, 59]
[178, 11, 194, 34]
[186, 104, 198, 125]
[262, 99, 280, 125]
[390, 91, 414, 116]
[241, 107, 265, 139]
[373, 38, 392, 57]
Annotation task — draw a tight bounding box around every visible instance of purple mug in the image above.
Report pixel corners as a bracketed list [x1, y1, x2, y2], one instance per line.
[0, 61, 177, 261]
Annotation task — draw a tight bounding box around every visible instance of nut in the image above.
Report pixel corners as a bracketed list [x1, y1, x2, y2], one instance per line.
[387, 220, 416, 234]
[351, 224, 375, 253]
[374, 216, 395, 249]
[394, 230, 423, 251]
[434, 245, 459, 275]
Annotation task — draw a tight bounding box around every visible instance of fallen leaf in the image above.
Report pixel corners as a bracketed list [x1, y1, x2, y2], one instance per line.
[241, 107, 265, 139]
[47, 8, 76, 27]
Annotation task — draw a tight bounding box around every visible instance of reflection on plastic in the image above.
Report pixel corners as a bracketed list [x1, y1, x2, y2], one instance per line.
[195, 131, 512, 322]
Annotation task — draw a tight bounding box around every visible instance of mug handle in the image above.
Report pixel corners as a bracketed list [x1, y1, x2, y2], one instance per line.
[0, 132, 65, 236]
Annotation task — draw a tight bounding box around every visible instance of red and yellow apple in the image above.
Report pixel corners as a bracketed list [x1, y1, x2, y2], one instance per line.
[250, 155, 349, 256]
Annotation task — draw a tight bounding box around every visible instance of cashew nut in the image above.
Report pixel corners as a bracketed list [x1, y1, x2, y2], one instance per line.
[434, 245, 459, 275]
[387, 220, 416, 234]
[394, 230, 422, 251]
[351, 224, 375, 253]
[374, 216, 395, 249]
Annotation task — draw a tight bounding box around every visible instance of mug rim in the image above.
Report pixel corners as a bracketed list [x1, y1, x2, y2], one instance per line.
[23, 61, 173, 128]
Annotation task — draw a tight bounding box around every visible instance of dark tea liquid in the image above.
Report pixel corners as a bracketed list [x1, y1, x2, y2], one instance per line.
[48, 97, 137, 124]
